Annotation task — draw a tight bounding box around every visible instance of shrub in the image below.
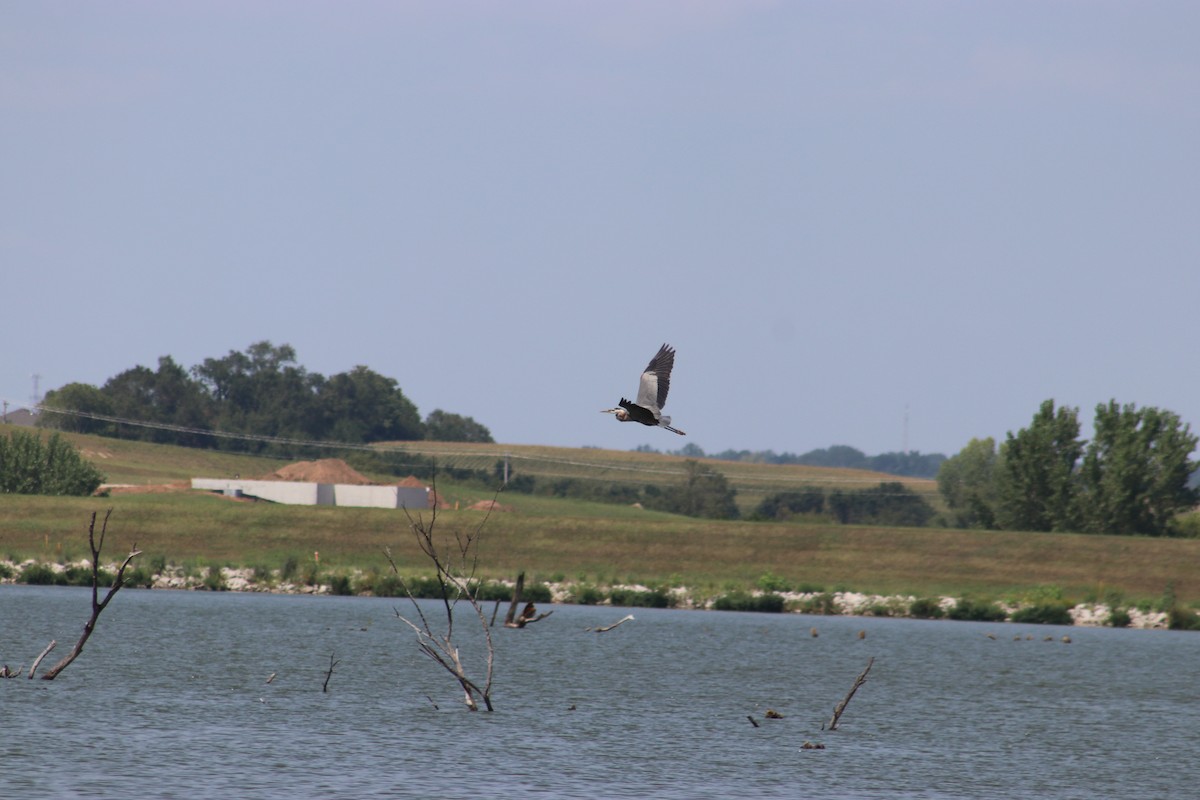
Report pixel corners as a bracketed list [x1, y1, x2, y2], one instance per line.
[1108, 607, 1131, 628]
[0, 562, 13, 580]
[20, 562, 61, 585]
[568, 584, 605, 605]
[608, 587, 670, 608]
[909, 597, 945, 619]
[796, 592, 838, 615]
[0, 430, 105, 496]
[280, 555, 299, 583]
[359, 572, 404, 597]
[756, 572, 792, 593]
[202, 564, 227, 591]
[713, 591, 785, 613]
[947, 598, 1006, 622]
[328, 575, 354, 596]
[1167, 606, 1200, 631]
[1010, 603, 1073, 625]
[122, 565, 155, 589]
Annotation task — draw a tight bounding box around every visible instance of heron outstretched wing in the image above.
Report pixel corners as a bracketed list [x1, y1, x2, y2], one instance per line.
[635, 344, 675, 413]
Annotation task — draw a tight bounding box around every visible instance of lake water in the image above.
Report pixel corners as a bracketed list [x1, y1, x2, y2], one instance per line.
[2, 585, 1197, 799]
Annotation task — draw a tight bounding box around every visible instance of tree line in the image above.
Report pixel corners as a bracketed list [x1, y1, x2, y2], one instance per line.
[938, 399, 1199, 537]
[36, 341, 494, 450]
[636, 442, 946, 479]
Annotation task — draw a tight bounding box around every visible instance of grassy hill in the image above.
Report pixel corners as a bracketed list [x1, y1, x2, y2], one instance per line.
[2, 423, 1198, 605]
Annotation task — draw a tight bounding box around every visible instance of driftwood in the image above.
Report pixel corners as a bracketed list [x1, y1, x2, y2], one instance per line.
[28, 640, 57, 679]
[585, 614, 634, 633]
[825, 656, 874, 731]
[40, 511, 141, 681]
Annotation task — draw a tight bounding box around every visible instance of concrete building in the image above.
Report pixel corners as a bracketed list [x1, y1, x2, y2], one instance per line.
[191, 478, 429, 510]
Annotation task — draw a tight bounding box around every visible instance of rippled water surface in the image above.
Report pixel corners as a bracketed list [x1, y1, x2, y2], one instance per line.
[3, 585, 1198, 798]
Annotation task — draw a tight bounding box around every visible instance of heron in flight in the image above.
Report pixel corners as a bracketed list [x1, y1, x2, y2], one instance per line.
[602, 343, 686, 435]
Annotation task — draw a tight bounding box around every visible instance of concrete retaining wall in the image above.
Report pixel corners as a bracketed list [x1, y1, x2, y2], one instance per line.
[191, 479, 429, 510]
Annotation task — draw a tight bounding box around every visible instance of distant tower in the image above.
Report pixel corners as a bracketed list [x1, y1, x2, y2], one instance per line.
[31, 373, 42, 411]
[903, 403, 910, 455]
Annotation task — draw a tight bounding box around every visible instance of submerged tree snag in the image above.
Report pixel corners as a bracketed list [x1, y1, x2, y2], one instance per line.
[502, 572, 553, 628]
[585, 614, 634, 633]
[387, 472, 496, 711]
[825, 656, 874, 731]
[40, 510, 141, 681]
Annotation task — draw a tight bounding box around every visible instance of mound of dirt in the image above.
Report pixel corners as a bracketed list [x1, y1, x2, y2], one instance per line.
[395, 475, 427, 488]
[264, 459, 373, 485]
[467, 499, 513, 512]
[100, 481, 190, 495]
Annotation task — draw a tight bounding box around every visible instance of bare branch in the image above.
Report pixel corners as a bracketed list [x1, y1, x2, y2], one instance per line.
[390, 463, 496, 711]
[40, 511, 141, 681]
[586, 614, 635, 633]
[322, 652, 340, 693]
[826, 656, 874, 731]
[27, 640, 56, 679]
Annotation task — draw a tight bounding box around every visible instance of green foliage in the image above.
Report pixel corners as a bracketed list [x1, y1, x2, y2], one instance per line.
[909, 597, 945, 619]
[0, 430, 105, 496]
[713, 591, 785, 613]
[755, 572, 792, 593]
[796, 592, 838, 615]
[704, 445, 946, 478]
[328, 574, 354, 596]
[751, 489, 825, 522]
[938, 438, 999, 529]
[1010, 603, 1073, 625]
[947, 598, 1006, 622]
[38, 341, 479, 452]
[38, 382, 116, 434]
[1173, 512, 1200, 538]
[280, 555, 299, 582]
[567, 584, 606, 605]
[20, 562, 61, 585]
[1076, 401, 1200, 536]
[202, 564, 228, 591]
[1167, 607, 1200, 631]
[425, 409, 494, 443]
[995, 399, 1084, 532]
[608, 587, 670, 608]
[122, 565, 156, 589]
[827, 482, 935, 527]
[644, 460, 739, 520]
[1108, 607, 1132, 628]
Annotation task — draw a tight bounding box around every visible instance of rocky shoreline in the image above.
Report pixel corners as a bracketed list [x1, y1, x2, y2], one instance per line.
[0, 558, 1176, 629]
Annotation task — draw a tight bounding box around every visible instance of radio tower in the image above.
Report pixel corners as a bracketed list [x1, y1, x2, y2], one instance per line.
[31, 373, 42, 412]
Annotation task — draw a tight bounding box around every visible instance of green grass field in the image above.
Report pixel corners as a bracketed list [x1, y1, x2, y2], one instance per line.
[2, 423, 1198, 605]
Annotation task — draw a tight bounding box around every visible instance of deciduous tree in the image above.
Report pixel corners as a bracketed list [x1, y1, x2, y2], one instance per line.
[1077, 401, 1199, 536]
[995, 400, 1083, 532]
[937, 437, 999, 529]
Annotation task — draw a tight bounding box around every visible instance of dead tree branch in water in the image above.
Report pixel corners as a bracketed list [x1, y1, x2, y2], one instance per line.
[585, 614, 635, 633]
[322, 652, 339, 693]
[40, 510, 141, 681]
[825, 656, 874, 731]
[387, 468, 497, 711]
[502, 572, 553, 628]
[28, 640, 57, 678]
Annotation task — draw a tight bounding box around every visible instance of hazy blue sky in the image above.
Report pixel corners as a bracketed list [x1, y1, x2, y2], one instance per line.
[4, 2, 1198, 457]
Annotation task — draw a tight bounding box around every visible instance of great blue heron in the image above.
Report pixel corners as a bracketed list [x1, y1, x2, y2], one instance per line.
[602, 343, 686, 435]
